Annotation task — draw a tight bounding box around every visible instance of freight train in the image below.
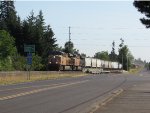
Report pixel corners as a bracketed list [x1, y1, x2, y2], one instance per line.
[48, 51, 122, 72]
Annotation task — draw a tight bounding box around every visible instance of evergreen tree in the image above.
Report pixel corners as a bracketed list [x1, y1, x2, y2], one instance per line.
[42, 25, 57, 68]
[22, 10, 38, 55]
[133, 1, 150, 28]
[109, 41, 118, 61]
[14, 16, 23, 55]
[118, 45, 128, 70]
[23, 10, 36, 45]
[118, 38, 134, 70]
[0, 1, 23, 55]
[0, 1, 58, 70]
[42, 25, 57, 57]
[35, 10, 45, 55]
[0, 1, 17, 34]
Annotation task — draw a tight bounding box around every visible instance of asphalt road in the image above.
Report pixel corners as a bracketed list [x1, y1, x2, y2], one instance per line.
[94, 69, 150, 113]
[0, 70, 150, 113]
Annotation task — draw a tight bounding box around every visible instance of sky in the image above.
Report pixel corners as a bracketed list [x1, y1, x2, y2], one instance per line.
[15, 1, 150, 62]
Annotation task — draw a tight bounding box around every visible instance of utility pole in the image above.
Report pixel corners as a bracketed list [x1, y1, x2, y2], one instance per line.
[127, 55, 128, 71]
[68, 26, 71, 53]
[122, 54, 123, 71]
[69, 26, 71, 42]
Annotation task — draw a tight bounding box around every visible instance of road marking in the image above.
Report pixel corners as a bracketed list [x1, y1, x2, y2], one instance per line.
[139, 74, 143, 76]
[0, 82, 70, 92]
[0, 80, 89, 101]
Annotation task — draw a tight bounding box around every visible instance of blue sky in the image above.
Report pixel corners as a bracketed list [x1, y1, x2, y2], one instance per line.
[15, 1, 150, 61]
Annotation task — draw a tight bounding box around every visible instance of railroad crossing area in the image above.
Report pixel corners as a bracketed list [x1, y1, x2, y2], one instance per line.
[94, 83, 150, 113]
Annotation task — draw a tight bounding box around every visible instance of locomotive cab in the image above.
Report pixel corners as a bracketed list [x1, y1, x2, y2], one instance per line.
[48, 51, 64, 71]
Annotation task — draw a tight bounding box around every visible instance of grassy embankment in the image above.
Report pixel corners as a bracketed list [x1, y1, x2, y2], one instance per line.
[0, 71, 88, 85]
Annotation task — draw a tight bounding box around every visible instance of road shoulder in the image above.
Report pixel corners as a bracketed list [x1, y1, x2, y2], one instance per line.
[93, 83, 150, 113]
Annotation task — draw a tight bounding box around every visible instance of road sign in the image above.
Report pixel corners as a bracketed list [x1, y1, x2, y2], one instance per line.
[27, 53, 32, 65]
[24, 44, 35, 53]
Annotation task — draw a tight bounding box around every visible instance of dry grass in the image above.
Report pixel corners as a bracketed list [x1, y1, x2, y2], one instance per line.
[129, 67, 144, 74]
[0, 71, 88, 85]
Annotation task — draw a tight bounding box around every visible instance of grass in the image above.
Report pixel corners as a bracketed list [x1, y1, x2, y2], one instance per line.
[0, 71, 88, 85]
[129, 67, 144, 74]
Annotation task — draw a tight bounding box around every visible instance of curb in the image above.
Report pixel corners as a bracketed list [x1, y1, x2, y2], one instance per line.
[88, 88, 124, 113]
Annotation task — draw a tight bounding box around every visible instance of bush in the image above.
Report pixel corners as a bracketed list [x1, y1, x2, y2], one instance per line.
[31, 54, 44, 71]
[0, 57, 14, 71]
[0, 30, 17, 71]
[12, 54, 26, 71]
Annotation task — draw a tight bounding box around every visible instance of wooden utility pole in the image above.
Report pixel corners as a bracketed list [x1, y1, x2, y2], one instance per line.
[68, 26, 71, 53]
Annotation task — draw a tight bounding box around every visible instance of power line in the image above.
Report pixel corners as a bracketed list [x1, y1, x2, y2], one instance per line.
[52, 26, 147, 30]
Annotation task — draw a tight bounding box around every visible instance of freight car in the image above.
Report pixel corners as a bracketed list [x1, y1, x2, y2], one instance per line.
[48, 51, 122, 72]
[81, 57, 122, 71]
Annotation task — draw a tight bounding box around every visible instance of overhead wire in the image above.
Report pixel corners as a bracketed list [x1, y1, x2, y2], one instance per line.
[53, 26, 150, 48]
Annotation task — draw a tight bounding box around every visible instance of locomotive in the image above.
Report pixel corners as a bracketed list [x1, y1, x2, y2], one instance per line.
[48, 51, 81, 71]
[48, 51, 122, 71]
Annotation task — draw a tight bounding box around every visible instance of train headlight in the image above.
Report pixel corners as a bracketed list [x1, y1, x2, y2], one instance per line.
[49, 62, 51, 64]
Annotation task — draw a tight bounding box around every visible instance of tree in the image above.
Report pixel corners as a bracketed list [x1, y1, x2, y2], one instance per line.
[109, 41, 118, 61]
[42, 25, 57, 69]
[94, 51, 109, 60]
[0, 30, 17, 70]
[35, 10, 46, 55]
[0, 1, 18, 34]
[31, 54, 44, 71]
[80, 53, 86, 58]
[23, 11, 36, 45]
[118, 38, 134, 70]
[42, 25, 57, 57]
[64, 41, 74, 54]
[0, 1, 17, 32]
[0, 30, 16, 58]
[0, 1, 23, 55]
[118, 45, 128, 70]
[14, 16, 23, 55]
[12, 54, 26, 70]
[133, 1, 150, 28]
[55, 46, 63, 51]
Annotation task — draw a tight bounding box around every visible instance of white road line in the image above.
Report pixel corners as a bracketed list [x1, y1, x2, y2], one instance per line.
[0, 82, 69, 92]
[0, 80, 89, 101]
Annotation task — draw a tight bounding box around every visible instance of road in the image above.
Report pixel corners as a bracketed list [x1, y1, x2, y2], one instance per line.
[0, 70, 150, 113]
[94, 69, 150, 113]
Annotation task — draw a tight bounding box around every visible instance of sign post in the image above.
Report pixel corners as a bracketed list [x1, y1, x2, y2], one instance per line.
[24, 44, 35, 80]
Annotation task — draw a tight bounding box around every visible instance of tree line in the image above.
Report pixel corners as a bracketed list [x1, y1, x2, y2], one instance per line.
[0, 1, 85, 71]
[2, 1, 148, 71]
[0, 1, 57, 71]
[94, 39, 134, 71]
